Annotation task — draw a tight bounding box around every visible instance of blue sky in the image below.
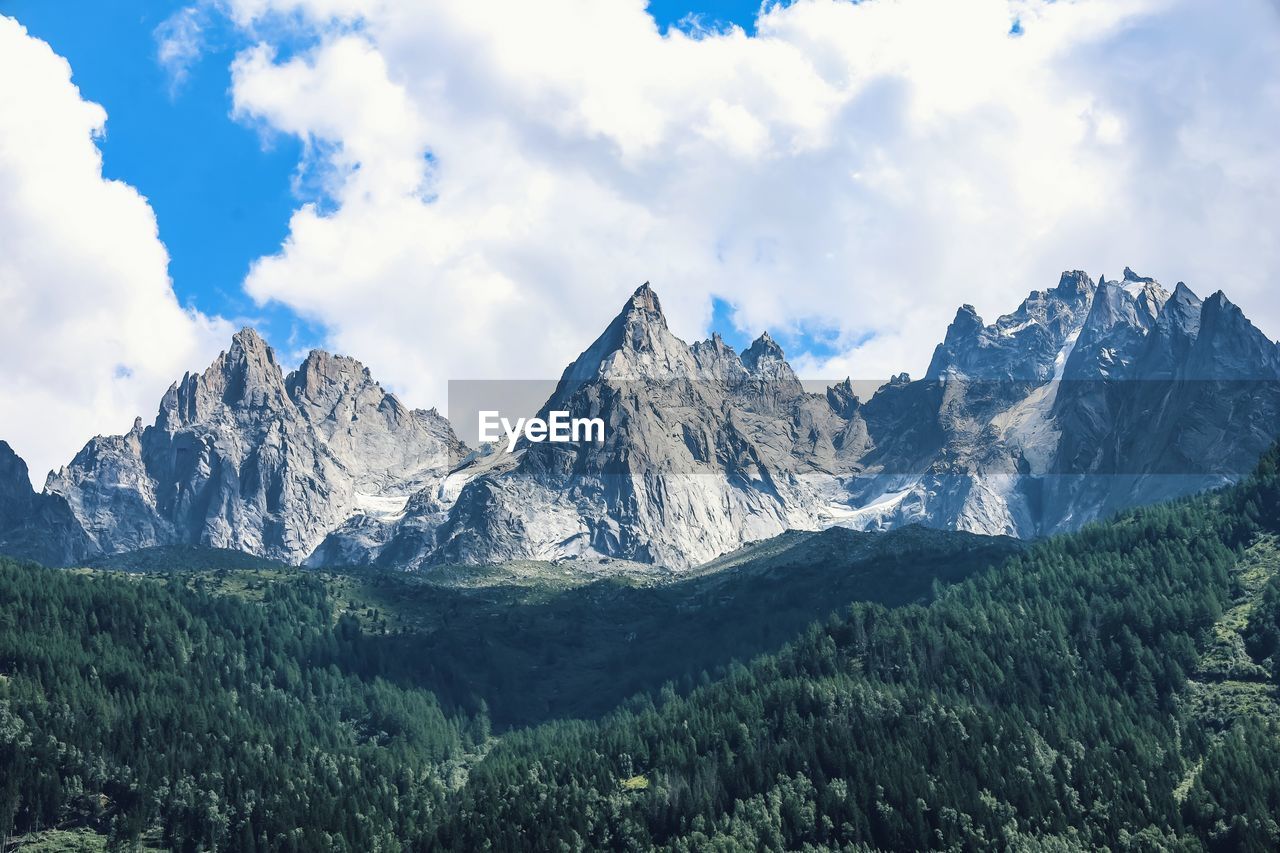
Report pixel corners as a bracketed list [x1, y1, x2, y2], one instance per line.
[1, 0, 769, 354]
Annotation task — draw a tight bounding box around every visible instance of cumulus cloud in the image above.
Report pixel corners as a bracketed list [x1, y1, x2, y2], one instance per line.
[216, 0, 1280, 408]
[0, 16, 230, 485]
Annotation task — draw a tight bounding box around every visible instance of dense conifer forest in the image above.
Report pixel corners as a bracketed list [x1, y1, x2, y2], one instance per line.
[2, 446, 1279, 850]
[430, 446, 1280, 851]
[0, 567, 483, 850]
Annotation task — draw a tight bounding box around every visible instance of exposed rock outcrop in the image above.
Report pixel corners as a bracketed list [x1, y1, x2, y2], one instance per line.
[37, 330, 462, 564]
[6, 268, 1278, 570]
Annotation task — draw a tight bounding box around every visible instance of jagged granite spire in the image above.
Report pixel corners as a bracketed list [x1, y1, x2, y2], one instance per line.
[1188, 290, 1280, 379]
[554, 282, 696, 386]
[1123, 266, 1155, 284]
[740, 331, 799, 383]
[926, 271, 1094, 382]
[42, 328, 462, 564]
[1061, 272, 1168, 381]
[387, 283, 834, 568]
[826, 378, 861, 418]
[158, 327, 288, 429]
[691, 331, 750, 381]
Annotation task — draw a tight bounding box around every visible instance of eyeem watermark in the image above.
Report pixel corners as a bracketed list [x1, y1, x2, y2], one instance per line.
[479, 410, 605, 452]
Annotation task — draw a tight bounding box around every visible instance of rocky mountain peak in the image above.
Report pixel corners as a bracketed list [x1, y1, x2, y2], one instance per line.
[1062, 275, 1164, 381]
[224, 326, 286, 393]
[287, 349, 388, 414]
[28, 325, 466, 566]
[1201, 289, 1236, 315]
[598, 281, 670, 346]
[948, 305, 984, 340]
[924, 307, 981, 379]
[285, 348, 422, 440]
[556, 282, 694, 384]
[160, 326, 290, 428]
[226, 326, 284, 383]
[926, 271, 1094, 382]
[826, 378, 861, 418]
[741, 330, 798, 383]
[1121, 280, 1205, 382]
[1190, 290, 1280, 378]
[0, 440, 27, 476]
[626, 281, 663, 317]
[0, 440, 35, 523]
[617, 282, 670, 344]
[295, 348, 372, 382]
[1123, 266, 1155, 284]
[691, 332, 749, 380]
[1134, 282, 1169, 317]
[1164, 282, 1204, 334]
[1055, 269, 1095, 297]
[741, 330, 781, 366]
[230, 325, 270, 353]
[1110, 267, 1168, 317]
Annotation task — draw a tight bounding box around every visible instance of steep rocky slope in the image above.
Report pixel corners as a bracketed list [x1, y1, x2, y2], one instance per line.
[0, 440, 90, 565]
[351, 270, 1280, 568]
[2, 268, 1277, 568]
[27, 330, 461, 564]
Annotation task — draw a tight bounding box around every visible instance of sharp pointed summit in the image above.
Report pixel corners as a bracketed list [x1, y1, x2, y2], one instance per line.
[556, 282, 691, 383]
[926, 272, 1093, 381]
[609, 281, 667, 331]
[741, 331, 797, 383]
[1187, 290, 1280, 379]
[630, 280, 661, 308]
[741, 330, 783, 364]
[1123, 266, 1154, 284]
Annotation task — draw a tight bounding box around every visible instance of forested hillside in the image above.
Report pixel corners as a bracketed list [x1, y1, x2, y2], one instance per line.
[325, 525, 1023, 726]
[2, 447, 1279, 850]
[433, 445, 1280, 850]
[0, 565, 484, 851]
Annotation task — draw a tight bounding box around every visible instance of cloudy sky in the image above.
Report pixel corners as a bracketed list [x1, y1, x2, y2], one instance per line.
[2, 0, 1279, 484]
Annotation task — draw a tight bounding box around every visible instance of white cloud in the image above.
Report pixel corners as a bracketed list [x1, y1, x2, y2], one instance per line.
[0, 16, 230, 485]
[155, 5, 209, 92]
[212, 0, 1280, 408]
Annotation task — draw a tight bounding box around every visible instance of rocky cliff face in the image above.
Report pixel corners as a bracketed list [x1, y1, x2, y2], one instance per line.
[0, 441, 33, 532]
[0, 440, 91, 565]
[320, 270, 1279, 569]
[1040, 276, 1280, 530]
[841, 269, 1280, 537]
[3, 268, 1278, 569]
[379, 284, 849, 567]
[36, 330, 462, 564]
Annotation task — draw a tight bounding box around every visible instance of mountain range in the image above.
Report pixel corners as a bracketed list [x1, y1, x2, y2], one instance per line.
[2, 267, 1277, 569]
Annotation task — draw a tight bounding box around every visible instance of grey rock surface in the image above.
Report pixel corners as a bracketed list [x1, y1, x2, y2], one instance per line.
[0, 440, 92, 565]
[4, 268, 1278, 569]
[32, 329, 462, 564]
[353, 271, 1280, 568]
